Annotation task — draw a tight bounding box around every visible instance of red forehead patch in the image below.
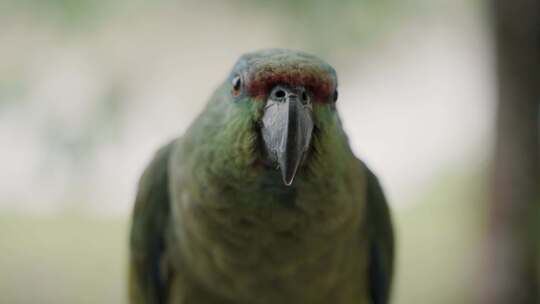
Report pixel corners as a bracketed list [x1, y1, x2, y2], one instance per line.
[246, 65, 336, 103]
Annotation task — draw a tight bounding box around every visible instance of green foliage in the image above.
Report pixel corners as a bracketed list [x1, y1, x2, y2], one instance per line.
[2, 0, 102, 28]
[393, 168, 486, 304]
[0, 215, 127, 303]
[235, 0, 405, 55]
[0, 0, 410, 52]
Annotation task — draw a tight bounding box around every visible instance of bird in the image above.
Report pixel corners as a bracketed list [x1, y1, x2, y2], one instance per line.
[129, 49, 394, 304]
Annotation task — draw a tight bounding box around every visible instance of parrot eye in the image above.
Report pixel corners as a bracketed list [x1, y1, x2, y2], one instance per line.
[333, 90, 338, 102]
[231, 75, 242, 97]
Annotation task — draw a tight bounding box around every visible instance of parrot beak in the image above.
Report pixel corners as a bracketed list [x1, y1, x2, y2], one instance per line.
[261, 86, 314, 186]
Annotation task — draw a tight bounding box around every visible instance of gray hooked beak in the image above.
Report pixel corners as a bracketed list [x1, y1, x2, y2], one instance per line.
[261, 86, 314, 186]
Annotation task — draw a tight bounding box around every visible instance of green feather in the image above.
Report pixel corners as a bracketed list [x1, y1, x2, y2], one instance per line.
[129, 49, 394, 304]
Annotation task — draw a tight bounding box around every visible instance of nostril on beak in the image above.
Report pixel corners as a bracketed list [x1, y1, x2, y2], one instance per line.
[274, 89, 286, 99]
[301, 91, 308, 102]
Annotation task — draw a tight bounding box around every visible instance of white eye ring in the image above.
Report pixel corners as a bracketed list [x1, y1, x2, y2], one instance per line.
[232, 75, 242, 96]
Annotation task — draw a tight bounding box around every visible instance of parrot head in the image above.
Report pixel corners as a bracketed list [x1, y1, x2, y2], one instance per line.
[215, 49, 340, 186]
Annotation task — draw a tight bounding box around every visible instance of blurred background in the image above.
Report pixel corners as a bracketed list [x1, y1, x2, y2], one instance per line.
[0, 0, 538, 303]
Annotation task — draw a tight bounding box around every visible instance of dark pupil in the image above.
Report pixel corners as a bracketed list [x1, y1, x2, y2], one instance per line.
[333, 90, 338, 102]
[233, 77, 241, 90]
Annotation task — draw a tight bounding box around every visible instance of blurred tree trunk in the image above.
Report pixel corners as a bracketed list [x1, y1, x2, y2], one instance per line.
[481, 0, 540, 303]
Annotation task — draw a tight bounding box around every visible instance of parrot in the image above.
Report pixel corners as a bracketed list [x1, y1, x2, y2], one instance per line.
[129, 49, 394, 304]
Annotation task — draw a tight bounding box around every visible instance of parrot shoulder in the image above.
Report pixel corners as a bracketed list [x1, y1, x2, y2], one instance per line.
[129, 139, 178, 304]
[362, 163, 395, 304]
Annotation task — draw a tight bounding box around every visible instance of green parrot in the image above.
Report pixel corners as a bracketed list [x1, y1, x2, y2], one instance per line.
[129, 49, 394, 304]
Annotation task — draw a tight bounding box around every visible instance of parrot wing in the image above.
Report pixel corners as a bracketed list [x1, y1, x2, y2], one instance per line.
[365, 166, 395, 304]
[129, 141, 176, 304]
